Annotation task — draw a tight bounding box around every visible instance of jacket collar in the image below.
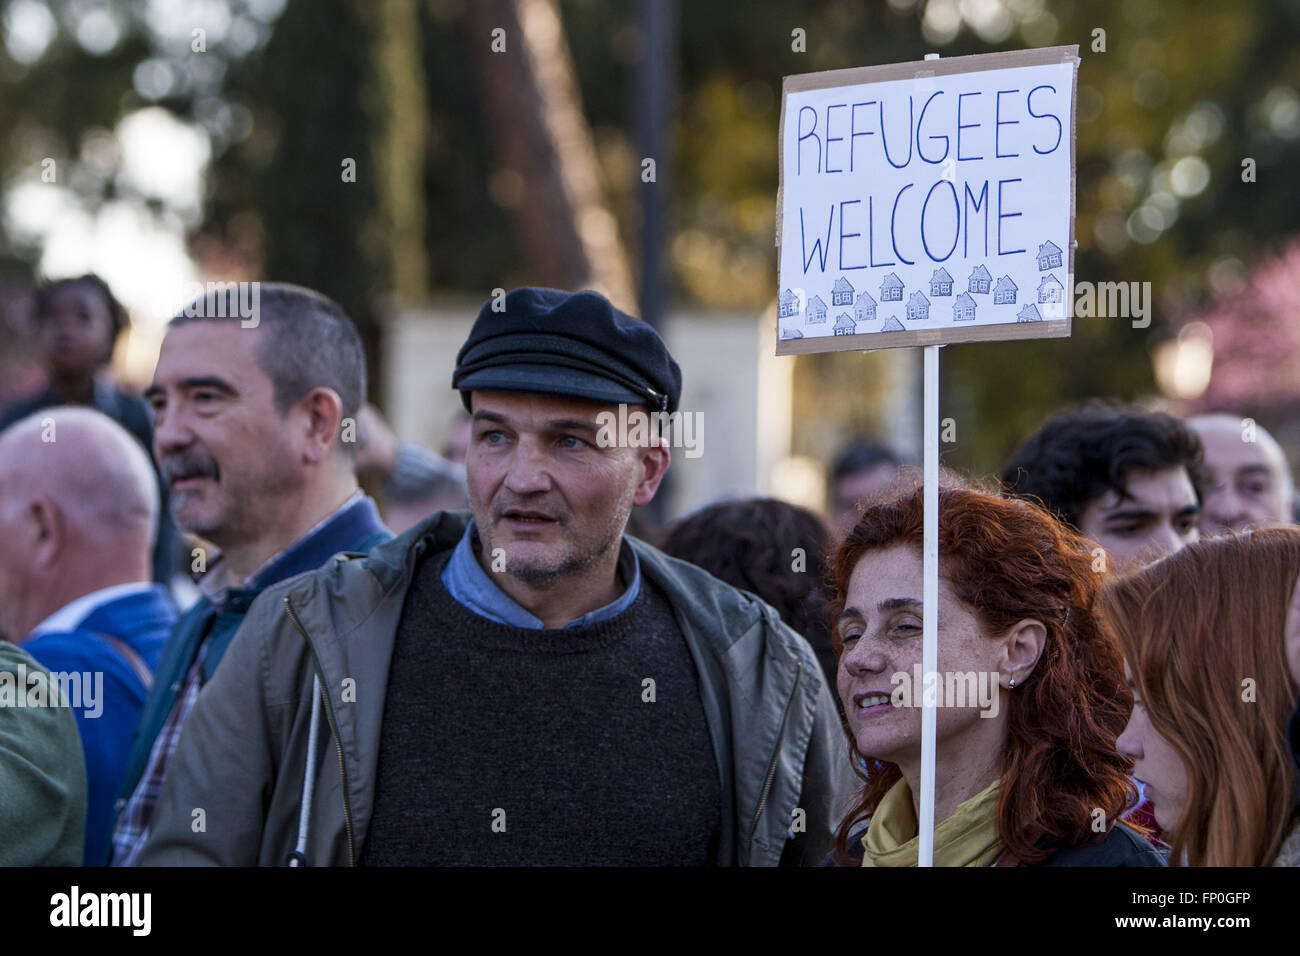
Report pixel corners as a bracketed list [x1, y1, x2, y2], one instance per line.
[363, 508, 764, 653]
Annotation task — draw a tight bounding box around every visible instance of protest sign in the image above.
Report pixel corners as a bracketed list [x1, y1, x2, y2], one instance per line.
[776, 46, 1078, 353]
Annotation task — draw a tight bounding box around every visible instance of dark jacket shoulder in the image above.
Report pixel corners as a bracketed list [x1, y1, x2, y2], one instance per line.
[1044, 823, 1166, 867]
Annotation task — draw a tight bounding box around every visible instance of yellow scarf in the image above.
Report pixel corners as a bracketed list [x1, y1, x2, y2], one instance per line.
[861, 777, 1005, 867]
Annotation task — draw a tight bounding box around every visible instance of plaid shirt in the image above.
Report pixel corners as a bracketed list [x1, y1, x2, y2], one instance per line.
[107, 491, 385, 866]
[110, 642, 208, 866]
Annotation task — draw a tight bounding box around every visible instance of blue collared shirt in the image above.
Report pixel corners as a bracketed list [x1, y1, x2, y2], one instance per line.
[442, 520, 640, 628]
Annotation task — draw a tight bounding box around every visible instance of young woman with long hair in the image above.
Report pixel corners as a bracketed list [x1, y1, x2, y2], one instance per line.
[1098, 527, 1300, 866]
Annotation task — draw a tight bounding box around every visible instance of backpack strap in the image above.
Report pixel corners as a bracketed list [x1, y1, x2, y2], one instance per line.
[95, 632, 154, 693]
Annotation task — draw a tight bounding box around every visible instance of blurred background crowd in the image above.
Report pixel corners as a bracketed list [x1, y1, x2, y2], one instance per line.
[4, 0, 1300, 522]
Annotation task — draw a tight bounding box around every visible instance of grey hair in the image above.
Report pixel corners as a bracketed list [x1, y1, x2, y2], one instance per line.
[169, 282, 366, 452]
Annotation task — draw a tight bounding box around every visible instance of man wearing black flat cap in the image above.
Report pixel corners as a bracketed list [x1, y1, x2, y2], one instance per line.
[139, 287, 853, 867]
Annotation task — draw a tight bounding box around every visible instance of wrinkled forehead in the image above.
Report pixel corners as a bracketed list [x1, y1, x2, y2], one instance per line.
[152, 321, 266, 387]
[469, 389, 633, 426]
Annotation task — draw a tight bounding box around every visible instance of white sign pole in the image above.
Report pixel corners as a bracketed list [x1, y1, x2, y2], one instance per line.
[920, 342, 940, 867]
[917, 51, 941, 870]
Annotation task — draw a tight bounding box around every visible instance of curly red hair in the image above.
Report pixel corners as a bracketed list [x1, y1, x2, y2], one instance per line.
[829, 478, 1140, 864]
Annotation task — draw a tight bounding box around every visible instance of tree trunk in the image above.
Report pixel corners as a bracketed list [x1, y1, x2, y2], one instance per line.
[464, 0, 636, 313]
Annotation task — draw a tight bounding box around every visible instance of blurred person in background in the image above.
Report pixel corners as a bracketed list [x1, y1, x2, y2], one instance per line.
[1002, 400, 1206, 574]
[0, 274, 182, 586]
[1099, 529, 1300, 866]
[1, 275, 151, 449]
[830, 479, 1161, 867]
[1187, 413, 1295, 534]
[441, 407, 472, 464]
[0, 270, 43, 413]
[355, 402, 469, 534]
[828, 440, 904, 538]
[661, 497, 837, 695]
[0, 407, 175, 866]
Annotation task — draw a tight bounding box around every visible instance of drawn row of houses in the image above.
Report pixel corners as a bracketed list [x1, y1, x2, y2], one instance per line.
[783, 270, 1066, 325]
[782, 296, 1054, 339]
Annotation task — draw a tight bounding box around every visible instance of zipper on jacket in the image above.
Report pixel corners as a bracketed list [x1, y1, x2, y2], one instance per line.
[284, 596, 356, 866]
[748, 662, 803, 855]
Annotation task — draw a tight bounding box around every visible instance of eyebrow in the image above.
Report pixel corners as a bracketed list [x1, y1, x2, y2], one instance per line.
[879, 597, 922, 613]
[1234, 465, 1273, 478]
[143, 376, 238, 400]
[1102, 503, 1199, 523]
[471, 411, 598, 436]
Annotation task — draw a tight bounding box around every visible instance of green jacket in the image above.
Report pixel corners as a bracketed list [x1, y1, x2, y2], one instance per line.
[138, 510, 855, 866]
[0, 641, 87, 865]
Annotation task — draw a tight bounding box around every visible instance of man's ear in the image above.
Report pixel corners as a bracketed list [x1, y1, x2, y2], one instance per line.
[633, 444, 670, 507]
[296, 387, 345, 465]
[28, 497, 63, 569]
[999, 618, 1047, 688]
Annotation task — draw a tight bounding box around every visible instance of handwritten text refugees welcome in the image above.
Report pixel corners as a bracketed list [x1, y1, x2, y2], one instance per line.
[777, 52, 1077, 348]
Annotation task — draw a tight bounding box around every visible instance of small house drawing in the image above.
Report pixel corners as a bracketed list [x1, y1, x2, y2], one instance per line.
[993, 275, 1018, 304]
[832, 276, 854, 306]
[833, 313, 857, 336]
[906, 291, 930, 320]
[880, 273, 904, 302]
[968, 264, 992, 294]
[1037, 274, 1064, 304]
[854, 291, 877, 325]
[952, 292, 977, 322]
[1036, 240, 1063, 271]
[929, 267, 953, 296]
[880, 315, 905, 333]
[778, 288, 799, 319]
[1017, 304, 1043, 323]
[806, 295, 828, 324]
[780, 327, 805, 339]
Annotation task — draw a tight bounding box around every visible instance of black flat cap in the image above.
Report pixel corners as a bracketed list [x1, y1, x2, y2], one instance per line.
[452, 287, 682, 413]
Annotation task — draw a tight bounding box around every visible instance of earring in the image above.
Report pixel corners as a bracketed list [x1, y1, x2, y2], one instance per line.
[1009, 678, 1016, 688]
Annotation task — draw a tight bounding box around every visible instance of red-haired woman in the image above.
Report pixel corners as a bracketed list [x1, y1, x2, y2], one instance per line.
[1099, 528, 1300, 866]
[830, 481, 1161, 866]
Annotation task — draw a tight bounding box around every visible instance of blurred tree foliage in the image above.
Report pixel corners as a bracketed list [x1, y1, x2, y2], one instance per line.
[5, 0, 1300, 471]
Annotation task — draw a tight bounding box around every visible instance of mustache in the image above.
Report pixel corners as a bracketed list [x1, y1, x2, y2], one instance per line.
[160, 451, 219, 484]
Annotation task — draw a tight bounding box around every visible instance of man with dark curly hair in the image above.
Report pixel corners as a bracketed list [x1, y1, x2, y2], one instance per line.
[1001, 400, 1207, 573]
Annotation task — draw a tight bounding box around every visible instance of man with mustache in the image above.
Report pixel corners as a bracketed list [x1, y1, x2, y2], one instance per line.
[139, 287, 851, 866]
[109, 283, 390, 865]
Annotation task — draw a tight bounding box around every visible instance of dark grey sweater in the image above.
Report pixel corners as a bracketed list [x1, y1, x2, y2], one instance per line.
[359, 550, 722, 866]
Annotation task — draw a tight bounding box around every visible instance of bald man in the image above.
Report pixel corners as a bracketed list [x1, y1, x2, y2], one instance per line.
[1188, 414, 1296, 534]
[0, 407, 177, 865]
